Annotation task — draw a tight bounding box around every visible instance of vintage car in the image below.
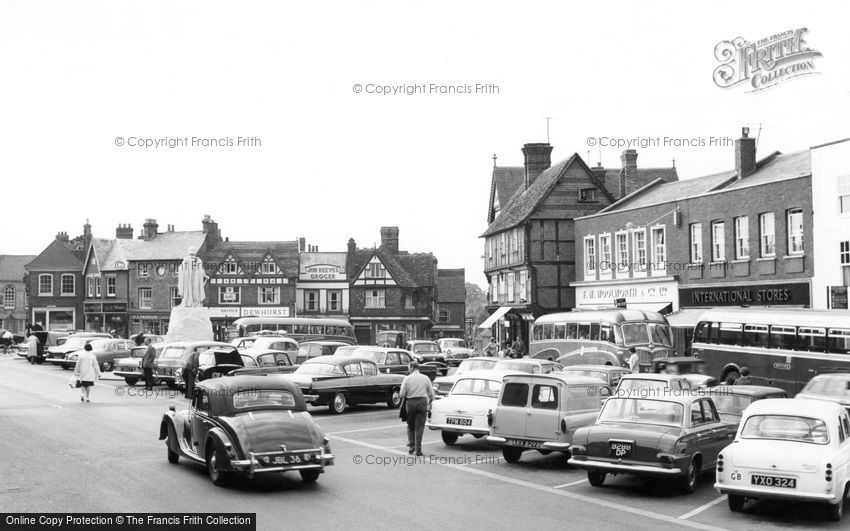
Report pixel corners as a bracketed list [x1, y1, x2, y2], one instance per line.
[20, 330, 71, 362]
[796, 373, 850, 413]
[152, 341, 234, 389]
[696, 385, 787, 426]
[556, 347, 624, 367]
[433, 357, 500, 396]
[428, 370, 517, 445]
[44, 332, 111, 367]
[405, 340, 448, 375]
[493, 358, 564, 375]
[64, 338, 136, 371]
[230, 348, 297, 377]
[129, 333, 165, 345]
[715, 399, 850, 521]
[613, 372, 694, 395]
[194, 348, 259, 384]
[486, 374, 607, 463]
[280, 356, 405, 414]
[560, 365, 632, 388]
[294, 341, 350, 364]
[159, 375, 334, 486]
[114, 342, 167, 385]
[436, 338, 475, 367]
[334, 346, 437, 381]
[568, 394, 736, 493]
[651, 357, 719, 388]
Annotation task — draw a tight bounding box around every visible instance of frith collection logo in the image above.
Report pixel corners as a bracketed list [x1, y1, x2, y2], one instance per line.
[713, 28, 822, 91]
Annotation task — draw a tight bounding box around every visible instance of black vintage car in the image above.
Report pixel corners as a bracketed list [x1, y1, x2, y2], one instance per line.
[281, 356, 406, 414]
[159, 375, 334, 486]
[333, 346, 438, 381]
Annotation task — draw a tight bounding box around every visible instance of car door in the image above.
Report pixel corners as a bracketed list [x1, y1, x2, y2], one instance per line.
[495, 378, 531, 439]
[384, 351, 404, 375]
[360, 361, 385, 402]
[189, 389, 213, 455]
[691, 399, 728, 468]
[343, 360, 367, 403]
[524, 380, 562, 441]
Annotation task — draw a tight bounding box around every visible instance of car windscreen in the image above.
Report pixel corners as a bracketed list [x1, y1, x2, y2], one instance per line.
[599, 398, 684, 427]
[457, 359, 498, 373]
[741, 414, 829, 444]
[801, 378, 850, 397]
[708, 394, 751, 417]
[451, 378, 502, 398]
[413, 343, 439, 353]
[617, 378, 669, 391]
[160, 346, 187, 359]
[232, 390, 297, 410]
[295, 363, 345, 375]
[562, 369, 608, 382]
[62, 337, 90, 349]
[493, 361, 535, 374]
[338, 349, 382, 363]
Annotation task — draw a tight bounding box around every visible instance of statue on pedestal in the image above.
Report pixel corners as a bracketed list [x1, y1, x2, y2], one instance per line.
[177, 246, 208, 307]
[166, 246, 214, 343]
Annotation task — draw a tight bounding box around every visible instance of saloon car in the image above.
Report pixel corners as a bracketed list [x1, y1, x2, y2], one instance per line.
[433, 357, 500, 396]
[486, 374, 607, 463]
[428, 370, 516, 445]
[64, 338, 136, 371]
[159, 375, 334, 486]
[560, 365, 632, 388]
[405, 340, 448, 375]
[651, 357, 719, 388]
[44, 333, 111, 367]
[152, 341, 234, 389]
[697, 385, 787, 426]
[294, 341, 350, 364]
[568, 394, 736, 493]
[614, 373, 694, 394]
[334, 346, 438, 381]
[796, 373, 850, 413]
[715, 399, 850, 521]
[436, 338, 474, 367]
[281, 356, 405, 414]
[114, 342, 167, 385]
[493, 359, 564, 375]
[230, 349, 296, 377]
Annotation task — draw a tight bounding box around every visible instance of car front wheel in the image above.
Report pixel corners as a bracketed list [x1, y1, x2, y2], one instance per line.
[502, 447, 522, 463]
[166, 380, 178, 390]
[441, 432, 459, 446]
[329, 393, 347, 414]
[207, 441, 232, 486]
[677, 457, 699, 494]
[100, 361, 113, 372]
[125, 377, 139, 386]
[166, 427, 179, 464]
[300, 469, 320, 483]
[61, 363, 71, 370]
[728, 494, 745, 512]
[587, 470, 606, 487]
[387, 388, 401, 409]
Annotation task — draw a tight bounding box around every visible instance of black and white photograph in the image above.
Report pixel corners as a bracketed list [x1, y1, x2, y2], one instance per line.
[2, 1, 850, 530]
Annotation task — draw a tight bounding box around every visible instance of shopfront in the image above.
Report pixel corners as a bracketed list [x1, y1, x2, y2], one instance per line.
[31, 307, 77, 331]
[84, 302, 128, 336]
[678, 280, 811, 308]
[129, 311, 170, 336]
[573, 277, 680, 314]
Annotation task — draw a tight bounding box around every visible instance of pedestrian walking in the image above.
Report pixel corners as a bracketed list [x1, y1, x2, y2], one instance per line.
[183, 348, 200, 398]
[26, 332, 39, 364]
[734, 367, 753, 385]
[399, 361, 434, 456]
[73, 343, 101, 402]
[1, 330, 13, 354]
[141, 338, 156, 390]
[627, 347, 639, 373]
[484, 337, 498, 357]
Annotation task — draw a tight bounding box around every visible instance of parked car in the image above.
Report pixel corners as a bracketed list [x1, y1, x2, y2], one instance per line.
[715, 398, 850, 521]
[294, 341, 350, 364]
[614, 372, 694, 394]
[405, 340, 448, 375]
[436, 338, 474, 367]
[65, 338, 136, 372]
[129, 333, 165, 345]
[568, 394, 736, 493]
[486, 374, 607, 463]
[230, 332, 291, 350]
[433, 357, 500, 396]
[153, 341, 234, 389]
[43, 333, 110, 367]
[230, 349, 297, 377]
[428, 370, 517, 445]
[796, 373, 850, 413]
[334, 346, 437, 381]
[492, 359, 563, 375]
[560, 365, 632, 388]
[114, 342, 167, 385]
[159, 375, 334, 486]
[651, 357, 719, 388]
[696, 385, 787, 426]
[194, 348, 256, 384]
[281, 356, 405, 414]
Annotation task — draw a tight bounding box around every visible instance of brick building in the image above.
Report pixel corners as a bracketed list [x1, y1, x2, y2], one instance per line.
[0, 254, 36, 333]
[573, 128, 814, 315]
[480, 143, 678, 347]
[347, 227, 438, 345]
[433, 268, 466, 339]
[296, 240, 349, 318]
[81, 228, 133, 337]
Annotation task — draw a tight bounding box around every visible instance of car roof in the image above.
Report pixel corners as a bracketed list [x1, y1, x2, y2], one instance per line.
[502, 373, 604, 386]
[299, 341, 350, 346]
[349, 346, 410, 353]
[607, 394, 700, 406]
[163, 341, 233, 348]
[253, 336, 297, 343]
[620, 373, 686, 382]
[240, 348, 291, 356]
[407, 340, 437, 344]
[463, 356, 498, 362]
[455, 369, 520, 381]
[745, 398, 846, 417]
[653, 357, 704, 363]
[807, 373, 850, 381]
[562, 365, 629, 372]
[702, 385, 786, 397]
[495, 359, 554, 366]
[534, 309, 666, 324]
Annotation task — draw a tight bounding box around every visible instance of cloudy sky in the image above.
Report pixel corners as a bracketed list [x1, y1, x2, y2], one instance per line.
[1, 1, 848, 286]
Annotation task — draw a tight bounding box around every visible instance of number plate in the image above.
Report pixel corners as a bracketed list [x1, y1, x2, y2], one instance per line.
[446, 417, 472, 426]
[506, 439, 542, 448]
[609, 441, 633, 458]
[257, 452, 319, 467]
[751, 474, 796, 489]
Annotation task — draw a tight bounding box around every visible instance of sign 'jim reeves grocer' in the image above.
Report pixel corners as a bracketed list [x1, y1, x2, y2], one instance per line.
[303, 264, 345, 281]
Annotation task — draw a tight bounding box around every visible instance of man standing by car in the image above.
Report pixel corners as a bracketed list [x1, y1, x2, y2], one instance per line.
[26, 332, 39, 364]
[141, 338, 156, 391]
[400, 361, 434, 456]
[183, 348, 200, 398]
[511, 336, 526, 358]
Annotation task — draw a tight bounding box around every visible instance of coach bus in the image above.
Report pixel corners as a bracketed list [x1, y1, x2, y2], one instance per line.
[227, 317, 356, 344]
[690, 308, 850, 394]
[529, 309, 674, 369]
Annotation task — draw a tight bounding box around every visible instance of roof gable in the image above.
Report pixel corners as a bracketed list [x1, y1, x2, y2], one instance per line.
[205, 241, 299, 278]
[352, 253, 400, 286]
[26, 239, 86, 271]
[488, 166, 525, 223]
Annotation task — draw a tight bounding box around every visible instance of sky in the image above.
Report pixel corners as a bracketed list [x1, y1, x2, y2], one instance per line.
[1, 1, 848, 287]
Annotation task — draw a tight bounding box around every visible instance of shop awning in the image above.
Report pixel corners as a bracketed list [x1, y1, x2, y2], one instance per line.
[479, 306, 512, 328]
[626, 302, 673, 314]
[666, 307, 710, 328]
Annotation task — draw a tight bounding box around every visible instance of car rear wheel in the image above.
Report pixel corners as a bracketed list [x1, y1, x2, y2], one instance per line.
[587, 470, 606, 487]
[387, 388, 401, 409]
[125, 377, 139, 386]
[100, 361, 113, 372]
[727, 494, 745, 512]
[441, 432, 459, 446]
[502, 447, 522, 463]
[300, 469, 320, 483]
[166, 427, 179, 464]
[207, 441, 232, 486]
[329, 393, 347, 414]
[166, 380, 178, 390]
[677, 457, 699, 494]
[61, 363, 71, 370]
[827, 485, 847, 521]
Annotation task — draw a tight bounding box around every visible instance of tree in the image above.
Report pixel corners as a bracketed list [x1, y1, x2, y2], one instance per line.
[465, 282, 490, 326]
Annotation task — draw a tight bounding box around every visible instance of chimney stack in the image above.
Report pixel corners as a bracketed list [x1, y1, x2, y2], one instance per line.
[299, 238, 306, 252]
[83, 219, 92, 240]
[347, 238, 356, 255]
[55, 231, 69, 242]
[522, 143, 553, 189]
[380, 226, 399, 254]
[142, 218, 158, 241]
[735, 127, 757, 180]
[201, 215, 222, 248]
[619, 149, 639, 197]
[115, 224, 134, 239]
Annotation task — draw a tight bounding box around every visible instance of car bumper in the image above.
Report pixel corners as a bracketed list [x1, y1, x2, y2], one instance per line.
[44, 357, 68, 364]
[230, 449, 335, 476]
[715, 483, 838, 503]
[486, 436, 571, 452]
[568, 457, 682, 475]
[427, 423, 489, 435]
[114, 370, 142, 378]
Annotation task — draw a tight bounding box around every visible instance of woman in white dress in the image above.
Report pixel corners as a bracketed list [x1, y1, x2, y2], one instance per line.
[73, 343, 102, 402]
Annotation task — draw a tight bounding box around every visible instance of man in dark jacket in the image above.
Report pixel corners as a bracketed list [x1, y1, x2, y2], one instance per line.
[734, 367, 753, 385]
[141, 338, 157, 390]
[183, 348, 200, 398]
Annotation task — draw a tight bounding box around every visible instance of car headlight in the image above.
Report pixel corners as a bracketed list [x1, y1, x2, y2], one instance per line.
[175, 368, 182, 379]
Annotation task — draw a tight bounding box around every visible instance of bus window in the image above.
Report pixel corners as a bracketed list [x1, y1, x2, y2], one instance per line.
[600, 323, 615, 344]
[694, 322, 710, 343]
[708, 322, 720, 344]
[589, 323, 600, 341]
[649, 323, 673, 347]
[827, 329, 850, 355]
[309, 325, 323, 334]
[578, 323, 591, 340]
[743, 324, 769, 348]
[295, 324, 310, 334]
[566, 323, 578, 339]
[533, 325, 543, 341]
[620, 323, 647, 346]
[797, 327, 826, 352]
[542, 323, 554, 340]
[554, 323, 566, 340]
[718, 323, 742, 346]
[769, 325, 796, 350]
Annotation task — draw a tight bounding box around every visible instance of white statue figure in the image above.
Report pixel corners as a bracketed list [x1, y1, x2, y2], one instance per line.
[177, 246, 208, 307]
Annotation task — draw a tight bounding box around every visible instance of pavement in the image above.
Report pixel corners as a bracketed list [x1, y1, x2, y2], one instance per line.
[0, 354, 842, 530]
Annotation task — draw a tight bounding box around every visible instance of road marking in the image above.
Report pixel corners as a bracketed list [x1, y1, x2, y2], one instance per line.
[329, 434, 725, 531]
[389, 440, 443, 449]
[46, 404, 62, 409]
[678, 496, 727, 520]
[327, 424, 406, 435]
[553, 479, 586, 489]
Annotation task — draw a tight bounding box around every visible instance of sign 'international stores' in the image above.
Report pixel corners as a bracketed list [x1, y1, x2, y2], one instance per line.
[302, 264, 346, 281]
[679, 282, 810, 307]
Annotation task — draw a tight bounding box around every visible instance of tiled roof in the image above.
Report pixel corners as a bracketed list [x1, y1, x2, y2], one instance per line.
[347, 247, 436, 288]
[602, 171, 736, 212]
[299, 252, 347, 272]
[121, 232, 209, 261]
[206, 241, 300, 277]
[0, 255, 36, 281]
[721, 150, 810, 191]
[25, 239, 86, 271]
[489, 166, 525, 219]
[437, 269, 465, 303]
[595, 167, 679, 199]
[85, 238, 115, 274]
